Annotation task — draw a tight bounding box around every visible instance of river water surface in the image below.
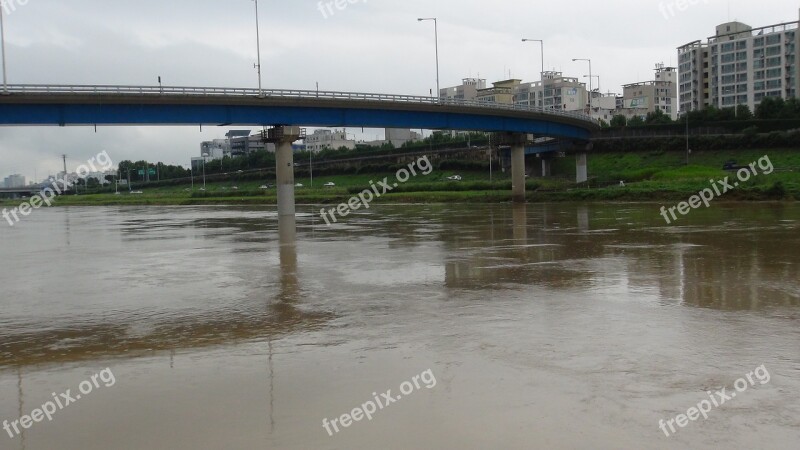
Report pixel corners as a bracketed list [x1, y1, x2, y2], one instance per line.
[1, 203, 799, 449]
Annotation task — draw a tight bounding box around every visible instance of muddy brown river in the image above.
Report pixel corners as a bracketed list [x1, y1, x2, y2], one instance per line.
[1, 203, 798, 449]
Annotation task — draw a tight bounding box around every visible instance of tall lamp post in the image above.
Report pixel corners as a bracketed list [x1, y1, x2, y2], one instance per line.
[417, 18, 440, 102]
[253, 0, 263, 97]
[1, 3, 8, 94]
[572, 58, 593, 111]
[521, 39, 544, 81]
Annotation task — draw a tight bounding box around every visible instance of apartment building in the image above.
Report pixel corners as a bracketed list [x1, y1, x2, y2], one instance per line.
[513, 72, 588, 111]
[621, 64, 679, 120]
[679, 11, 799, 114]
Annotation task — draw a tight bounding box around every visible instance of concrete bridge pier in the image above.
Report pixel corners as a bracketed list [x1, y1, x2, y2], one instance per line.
[498, 133, 529, 203]
[576, 153, 588, 184]
[541, 158, 552, 177]
[263, 126, 303, 218]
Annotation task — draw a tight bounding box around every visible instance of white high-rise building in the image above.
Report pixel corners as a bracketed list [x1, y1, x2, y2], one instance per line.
[679, 11, 799, 114]
[3, 174, 26, 188]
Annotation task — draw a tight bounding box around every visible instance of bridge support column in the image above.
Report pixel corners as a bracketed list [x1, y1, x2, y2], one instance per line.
[541, 158, 552, 177]
[576, 153, 588, 184]
[263, 126, 303, 218]
[496, 133, 528, 203]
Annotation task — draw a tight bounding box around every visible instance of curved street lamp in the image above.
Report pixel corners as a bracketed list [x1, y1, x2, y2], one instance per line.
[521, 39, 544, 81]
[417, 18, 440, 101]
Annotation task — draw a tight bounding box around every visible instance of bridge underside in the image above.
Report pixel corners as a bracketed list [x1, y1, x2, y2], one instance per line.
[0, 100, 593, 140]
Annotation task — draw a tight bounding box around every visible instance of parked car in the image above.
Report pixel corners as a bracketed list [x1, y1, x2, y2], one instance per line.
[295, 183, 304, 188]
[324, 182, 336, 188]
[447, 175, 463, 181]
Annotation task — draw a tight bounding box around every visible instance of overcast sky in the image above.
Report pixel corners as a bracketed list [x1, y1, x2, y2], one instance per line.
[0, 0, 798, 181]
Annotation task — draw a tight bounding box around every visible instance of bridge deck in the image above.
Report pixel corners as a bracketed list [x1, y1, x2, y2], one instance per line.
[0, 85, 599, 139]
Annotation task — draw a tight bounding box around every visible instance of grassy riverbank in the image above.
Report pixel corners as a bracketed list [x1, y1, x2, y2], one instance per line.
[4, 149, 798, 207]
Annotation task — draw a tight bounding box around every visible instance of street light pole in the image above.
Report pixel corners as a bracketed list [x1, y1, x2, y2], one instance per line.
[417, 18, 440, 102]
[521, 39, 544, 82]
[1, 4, 8, 94]
[583, 75, 600, 95]
[573, 58, 592, 112]
[253, 0, 263, 97]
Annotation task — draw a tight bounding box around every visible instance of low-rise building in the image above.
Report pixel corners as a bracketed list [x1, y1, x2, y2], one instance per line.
[621, 64, 679, 120]
[514, 72, 588, 112]
[477, 79, 521, 105]
[440, 78, 487, 102]
[305, 129, 356, 153]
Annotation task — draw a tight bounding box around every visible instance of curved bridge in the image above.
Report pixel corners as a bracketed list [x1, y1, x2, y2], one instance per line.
[0, 85, 598, 139]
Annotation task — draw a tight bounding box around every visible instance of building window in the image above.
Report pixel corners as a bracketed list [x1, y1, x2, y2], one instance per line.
[766, 79, 782, 89]
[765, 35, 781, 45]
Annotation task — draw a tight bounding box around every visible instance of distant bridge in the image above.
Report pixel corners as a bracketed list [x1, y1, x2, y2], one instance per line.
[0, 186, 46, 199]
